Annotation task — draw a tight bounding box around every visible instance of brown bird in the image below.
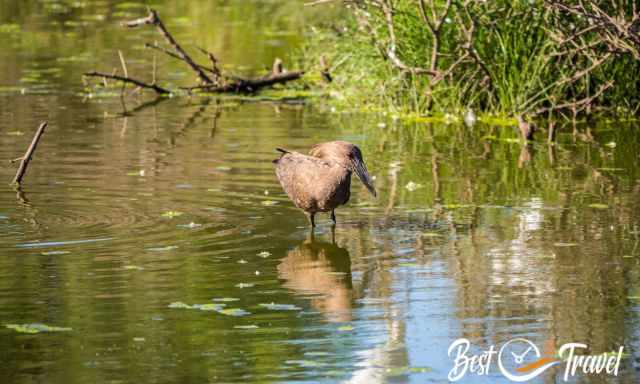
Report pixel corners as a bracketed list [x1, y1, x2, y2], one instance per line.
[273, 141, 376, 227]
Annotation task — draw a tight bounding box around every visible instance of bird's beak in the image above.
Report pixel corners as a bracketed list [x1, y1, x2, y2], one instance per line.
[352, 158, 377, 197]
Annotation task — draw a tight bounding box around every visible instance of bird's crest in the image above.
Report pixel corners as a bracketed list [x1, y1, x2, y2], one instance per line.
[273, 147, 291, 164]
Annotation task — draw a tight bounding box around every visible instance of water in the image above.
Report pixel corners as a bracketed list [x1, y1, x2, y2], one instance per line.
[1, 1, 640, 383]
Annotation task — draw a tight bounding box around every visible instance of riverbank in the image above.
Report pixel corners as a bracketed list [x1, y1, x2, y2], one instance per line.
[302, 1, 640, 123]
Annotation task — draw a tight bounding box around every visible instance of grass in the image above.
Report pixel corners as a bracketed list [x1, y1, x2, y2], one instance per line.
[301, 1, 640, 120]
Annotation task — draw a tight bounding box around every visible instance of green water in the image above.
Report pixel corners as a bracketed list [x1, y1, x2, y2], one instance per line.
[0, 1, 639, 383]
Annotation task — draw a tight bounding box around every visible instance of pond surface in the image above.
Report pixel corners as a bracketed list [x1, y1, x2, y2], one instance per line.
[1, 1, 640, 383]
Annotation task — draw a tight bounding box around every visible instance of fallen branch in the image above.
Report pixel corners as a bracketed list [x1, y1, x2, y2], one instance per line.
[83, 71, 171, 94]
[145, 43, 218, 75]
[11, 122, 48, 185]
[183, 71, 304, 93]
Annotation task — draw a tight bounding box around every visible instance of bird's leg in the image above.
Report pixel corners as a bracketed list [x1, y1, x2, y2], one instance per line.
[331, 209, 336, 224]
[330, 223, 336, 244]
[306, 212, 316, 227]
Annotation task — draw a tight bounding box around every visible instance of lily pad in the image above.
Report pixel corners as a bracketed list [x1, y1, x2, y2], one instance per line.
[234, 325, 259, 329]
[212, 297, 240, 302]
[405, 181, 423, 192]
[41, 251, 70, 255]
[161, 211, 183, 218]
[5, 323, 72, 334]
[168, 301, 192, 309]
[386, 366, 432, 376]
[554, 242, 578, 247]
[218, 308, 251, 317]
[123, 265, 144, 270]
[147, 245, 179, 252]
[193, 303, 226, 312]
[259, 303, 301, 311]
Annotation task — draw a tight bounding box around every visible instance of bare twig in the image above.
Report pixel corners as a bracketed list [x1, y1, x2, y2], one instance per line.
[123, 9, 213, 84]
[84, 71, 170, 94]
[533, 81, 614, 115]
[145, 43, 218, 75]
[11, 122, 48, 185]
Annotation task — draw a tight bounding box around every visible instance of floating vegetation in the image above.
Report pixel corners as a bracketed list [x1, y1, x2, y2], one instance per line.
[212, 297, 240, 302]
[218, 308, 251, 317]
[554, 242, 579, 247]
[177, 222, 202, 229]
[404, 181, 423, 192]
[588, 203, 609, 209]
[235, 283, 255, 288]
[259, 303, 302, 311]
[133, 337, 145, 342]
[285, 360, 325, 368]
[385, 366, 432, 376]
[40, 251, 70, 256]
[5, 323, 72, 334]
[443, 204, 474, 209]
[398, 262, 418, 268]
[147, 245, 178, 252]
[215, 166, 232, 172]
[161, 211, 183, 218]
[261, 200, 279, 206]
[123, 265, 144, 270]
[168, 301, 192, 309]
[192, 304, 225, 312]
[337, 325, 354, 332]
[257, 251, 271, 258]
[234, 325, 259, 329]
[168, 302, 250, 316]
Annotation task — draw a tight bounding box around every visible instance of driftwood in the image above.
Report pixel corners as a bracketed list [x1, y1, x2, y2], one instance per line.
[85, 9, 303, 96]
[11, 122, 48, 185]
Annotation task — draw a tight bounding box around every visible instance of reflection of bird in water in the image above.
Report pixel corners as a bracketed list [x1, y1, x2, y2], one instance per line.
[277, 234, 353, 322]
[273, 141, 376, 227]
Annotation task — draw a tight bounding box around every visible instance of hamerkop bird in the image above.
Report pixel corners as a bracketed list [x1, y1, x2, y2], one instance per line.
[273, 141, 376, 227]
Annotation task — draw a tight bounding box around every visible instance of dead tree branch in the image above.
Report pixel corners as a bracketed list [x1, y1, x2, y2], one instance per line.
[182, 71, 304, 93]
[122, 9, 213, 84]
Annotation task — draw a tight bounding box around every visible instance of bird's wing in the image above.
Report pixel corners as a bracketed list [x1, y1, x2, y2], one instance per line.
[274, 151, 335, 211]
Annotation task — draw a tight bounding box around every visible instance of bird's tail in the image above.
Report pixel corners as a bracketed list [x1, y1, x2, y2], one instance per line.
[273, 147, 290, 164]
